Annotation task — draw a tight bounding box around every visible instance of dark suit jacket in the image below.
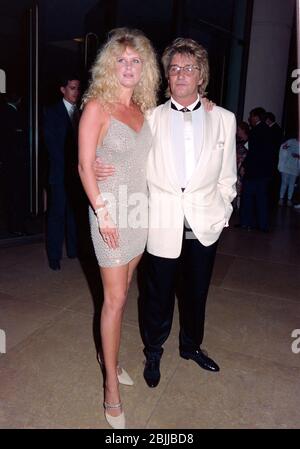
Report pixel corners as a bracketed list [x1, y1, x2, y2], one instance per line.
[269, 122, 283, 172]
[269, 122, 283, 147]
[243, 122, 274, 179]
[43, 100, 78, 185]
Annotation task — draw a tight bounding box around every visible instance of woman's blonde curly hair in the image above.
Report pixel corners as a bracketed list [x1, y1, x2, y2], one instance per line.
[161, 37, 209, 98]
[82, 28, 160, 114]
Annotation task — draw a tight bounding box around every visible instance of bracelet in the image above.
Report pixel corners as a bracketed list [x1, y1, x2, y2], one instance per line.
[95, 204, 106, 215]
[95, 197, 109, 215]
[95, 209, 109, 228]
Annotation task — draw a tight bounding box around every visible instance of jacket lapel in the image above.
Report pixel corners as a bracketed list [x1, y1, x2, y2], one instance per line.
[160, 100, 182, 193]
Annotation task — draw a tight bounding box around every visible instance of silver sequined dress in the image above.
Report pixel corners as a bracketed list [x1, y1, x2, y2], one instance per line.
[89, 117, 152, 267]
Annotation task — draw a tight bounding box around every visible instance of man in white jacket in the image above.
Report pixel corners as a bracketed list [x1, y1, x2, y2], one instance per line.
[95, 37, 237, 388]
[140, 38, 236, 387]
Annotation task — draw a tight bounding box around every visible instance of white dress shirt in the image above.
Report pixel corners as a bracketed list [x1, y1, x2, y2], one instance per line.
[63, 99, 79, 129]
[170, 95, 204, 188]
[63, 98, 74, 116]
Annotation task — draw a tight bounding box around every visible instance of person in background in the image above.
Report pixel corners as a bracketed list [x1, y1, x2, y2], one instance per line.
[265, 111, 283, 206]
[235, 121, 249, 209]
[265, 112, 283, 150]
[278, 134, 300, 206]
[43, 76, 81, 271]
[240, 107, 273, 232]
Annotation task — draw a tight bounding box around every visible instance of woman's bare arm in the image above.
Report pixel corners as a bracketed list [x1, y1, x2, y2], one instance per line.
[78, 100, 119, 248]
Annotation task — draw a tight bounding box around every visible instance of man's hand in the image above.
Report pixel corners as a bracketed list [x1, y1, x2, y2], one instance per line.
[94, 157, 115, 181]
[201, 97, 215, 112]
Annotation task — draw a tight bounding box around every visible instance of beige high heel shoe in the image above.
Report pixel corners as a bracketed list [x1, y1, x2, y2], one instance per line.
[97, 353, 134, 386]
[104, 401, 126, 429]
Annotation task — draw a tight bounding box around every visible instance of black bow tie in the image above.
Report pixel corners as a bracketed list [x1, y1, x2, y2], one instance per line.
[171, 101, 201, 112]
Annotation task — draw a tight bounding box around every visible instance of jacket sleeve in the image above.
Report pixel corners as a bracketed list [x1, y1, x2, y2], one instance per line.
[43, 107, 58, 156]
[217, 112, 237, 225]
[43, 105, 66, 184]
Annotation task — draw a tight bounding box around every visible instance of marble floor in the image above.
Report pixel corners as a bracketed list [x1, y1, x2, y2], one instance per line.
[0, 207, 300, 429]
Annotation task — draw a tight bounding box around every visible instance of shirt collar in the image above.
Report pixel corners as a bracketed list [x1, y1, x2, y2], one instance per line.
[171, 95, 200, 112]
[63, 98, 76, 114]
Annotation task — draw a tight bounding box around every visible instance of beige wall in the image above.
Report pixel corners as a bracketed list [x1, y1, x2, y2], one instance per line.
[243, 0, 295, 123]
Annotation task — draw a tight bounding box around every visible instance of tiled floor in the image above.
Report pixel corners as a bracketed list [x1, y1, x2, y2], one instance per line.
[0, 208, 300, 429]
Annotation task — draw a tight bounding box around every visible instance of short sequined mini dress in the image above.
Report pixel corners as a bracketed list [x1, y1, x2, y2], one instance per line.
[89, 117, 152, 267]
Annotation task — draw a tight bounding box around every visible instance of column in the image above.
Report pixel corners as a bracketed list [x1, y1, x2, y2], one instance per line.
[243, 0, 295, 123]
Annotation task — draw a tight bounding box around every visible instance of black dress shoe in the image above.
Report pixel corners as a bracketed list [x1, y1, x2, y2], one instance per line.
[180, 349, 220, 372]
[67, 253, 77, 259]
[49, 259, 61, 271]
[143, 356, 161, 388]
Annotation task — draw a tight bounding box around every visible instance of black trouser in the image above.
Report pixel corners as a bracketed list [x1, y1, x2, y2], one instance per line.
[240, 178, 271, 231]
[46, 183, 77, 261]
[141, 228, 218, 358]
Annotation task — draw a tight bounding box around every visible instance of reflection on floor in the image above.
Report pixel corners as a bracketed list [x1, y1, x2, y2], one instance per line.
[0, 213, 44, 241]
[0, 207, 300, 429]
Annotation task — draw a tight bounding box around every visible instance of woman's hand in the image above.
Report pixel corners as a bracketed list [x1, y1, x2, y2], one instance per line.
[96, 208, 119, 249]
[201, 97, 215, 112]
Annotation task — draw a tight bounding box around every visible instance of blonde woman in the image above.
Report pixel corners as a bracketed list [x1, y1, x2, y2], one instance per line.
[78, 28, 160, 429]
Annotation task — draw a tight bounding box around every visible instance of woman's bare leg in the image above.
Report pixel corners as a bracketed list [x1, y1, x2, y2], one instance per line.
[100, 253, 143, 415]
[100, 264, 129, 416]
[127, 253, 143, 287]
[116, 254, 143, 376]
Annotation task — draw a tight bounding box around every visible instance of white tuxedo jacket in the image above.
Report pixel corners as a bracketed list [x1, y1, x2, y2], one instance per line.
[146, 99, 237, 258]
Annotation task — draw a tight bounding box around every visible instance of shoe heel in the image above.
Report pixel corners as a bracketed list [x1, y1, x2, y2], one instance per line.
[97, 354, 134, 386]
[117, 367, 134, 386]
[180, 352, 190, 360]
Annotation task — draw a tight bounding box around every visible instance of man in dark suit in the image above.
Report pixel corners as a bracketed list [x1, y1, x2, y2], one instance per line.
[240, 107, 273, 232]
[43, 77, 81, 270]
[265, 112, 283, 206]
[265, 112, 283, 149]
